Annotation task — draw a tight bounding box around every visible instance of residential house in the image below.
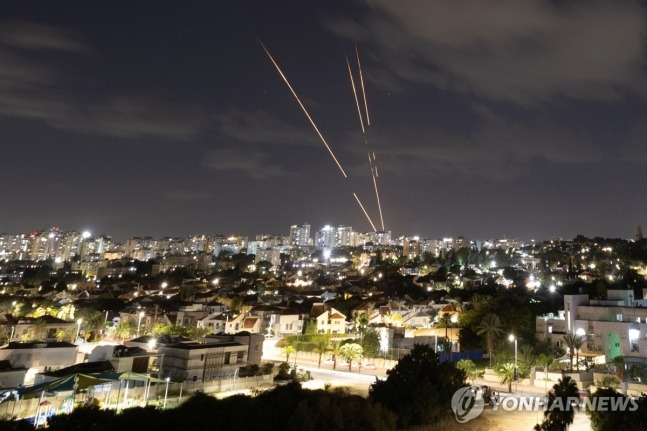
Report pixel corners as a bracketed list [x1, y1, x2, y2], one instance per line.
[8, 316, 78, 343]
[274, 309, 306, 337]
[312, 303, 346, 334]
[197, 312, 228, 333]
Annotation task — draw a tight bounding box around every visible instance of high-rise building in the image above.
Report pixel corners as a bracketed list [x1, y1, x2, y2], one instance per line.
[336, 225, 353, 247]
[289, 223, 311, 247]
[316, 225, 335, 248]
[403, 239, 422, 260]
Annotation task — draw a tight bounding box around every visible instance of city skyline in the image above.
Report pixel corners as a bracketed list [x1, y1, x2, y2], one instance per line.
[2, 2, 647, 241]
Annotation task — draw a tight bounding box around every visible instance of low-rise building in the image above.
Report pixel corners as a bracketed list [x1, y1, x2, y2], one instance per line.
[0, 342, 78, 384]
[537, 290, 647, 364]
[158, 333, 263, 382]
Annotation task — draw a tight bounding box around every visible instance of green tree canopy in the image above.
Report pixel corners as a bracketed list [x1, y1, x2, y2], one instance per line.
[369, 344, 465, 428]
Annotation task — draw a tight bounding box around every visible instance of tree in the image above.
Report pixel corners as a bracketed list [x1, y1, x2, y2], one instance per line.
[339, 343, 363, 371]
[586, 388, 647, 431]
[612, 356, 626, 382]
[361, 329, 380, 360]
[329, 340, 342, 370]
[538, 376, 579, 431]
[55, 328, 70, 342]
[477, 313, 504, 367]
[186, 326, 212, 341]
[562, 334, 584, 371]
[369, 344, 466, 428]
[282, 344, 295, 363]
[313, 338, 330, 368]
[497, 362, 516, 393]
[456, 359, 478, 383]
[113, 320, 135, 342]
[31, 318, 48, 341]
[536, 353, 554, 382]
[355, 313, 369, 339]
[76, 307, 106, 341]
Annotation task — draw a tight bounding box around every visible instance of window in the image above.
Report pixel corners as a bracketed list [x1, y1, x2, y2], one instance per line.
[224, 352, 231, 364]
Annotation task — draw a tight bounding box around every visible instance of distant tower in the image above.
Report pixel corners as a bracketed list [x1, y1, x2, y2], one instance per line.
[636, 226, 643, 241]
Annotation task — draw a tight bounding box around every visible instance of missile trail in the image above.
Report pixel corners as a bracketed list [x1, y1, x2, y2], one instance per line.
[353, 193, 377, 231]
[371, 164, 385, 230]
[345, 45, 386, 231]
[356, 44, 370, 126]
[346, 55, 365, 134]
[259, 40, 348, 178]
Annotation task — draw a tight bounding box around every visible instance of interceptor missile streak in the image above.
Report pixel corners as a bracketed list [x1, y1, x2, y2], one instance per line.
[353, 192, 377, 231]
[259, 40, 348, 178]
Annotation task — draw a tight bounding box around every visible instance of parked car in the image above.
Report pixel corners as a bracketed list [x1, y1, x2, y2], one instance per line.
[323, 357, 335, 365]
[338, 360, 349, 367]
[363, 363, 377, 370]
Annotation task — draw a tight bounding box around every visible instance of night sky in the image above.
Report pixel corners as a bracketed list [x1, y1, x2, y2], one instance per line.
[2, 1, 647, 242]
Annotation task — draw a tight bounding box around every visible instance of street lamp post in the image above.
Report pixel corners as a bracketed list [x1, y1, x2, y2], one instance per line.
[137, 311, 145, 338]
[163, 377, 170, 409]
[76, 319, 83, 342]
[509, 334, 518, 393]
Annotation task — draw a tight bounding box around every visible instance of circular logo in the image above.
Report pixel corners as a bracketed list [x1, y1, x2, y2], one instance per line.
[451, 386, 484, 423]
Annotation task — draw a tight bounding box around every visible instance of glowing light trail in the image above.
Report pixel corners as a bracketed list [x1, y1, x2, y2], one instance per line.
[356, 44, 370, 126]
[353, 193, 377, 231]
[259, 40, 347, 178]
[346, 55, 365, 134]
[348, 46, 385, 230]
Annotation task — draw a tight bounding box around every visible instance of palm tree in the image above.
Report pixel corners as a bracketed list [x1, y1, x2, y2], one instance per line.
[113, 320, 134, 342]
[540, 376, 579, 431]
[469, 294, 491, 314]
[561, 334, 583, 371]
[476, 313, 504, 367]
[76, 308, 106, 341]
[456, 359, 478, 383]
[32, 318, 48, 341]
[536, 353, 554, 382]
[395, 299, 407, 313]
[55, 328, 69, 342]
[313, 338, 330, 368]
[497, 362, 516, 392]
[339, 343, 363, 372]
[329, 340, 342, 370]
[438, 312, 452, 347]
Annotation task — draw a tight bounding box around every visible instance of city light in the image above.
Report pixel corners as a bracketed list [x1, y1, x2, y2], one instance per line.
[76, 319, 83, 341]
[137, 311, 145, 338]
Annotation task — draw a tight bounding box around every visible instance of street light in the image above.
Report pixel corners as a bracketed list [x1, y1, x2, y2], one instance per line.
[137, 311, 145, 338]
[163, 377, 170, 409]
[76, 319, 83, 341]
[509, 334, 518, 393]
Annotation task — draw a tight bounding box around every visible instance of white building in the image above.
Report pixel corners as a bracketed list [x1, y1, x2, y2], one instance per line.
[537, 290, 647, 364]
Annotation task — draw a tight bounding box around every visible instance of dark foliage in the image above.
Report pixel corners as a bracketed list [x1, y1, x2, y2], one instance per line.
[38, 382, 395, 431]
[369, 344, 465, 428]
